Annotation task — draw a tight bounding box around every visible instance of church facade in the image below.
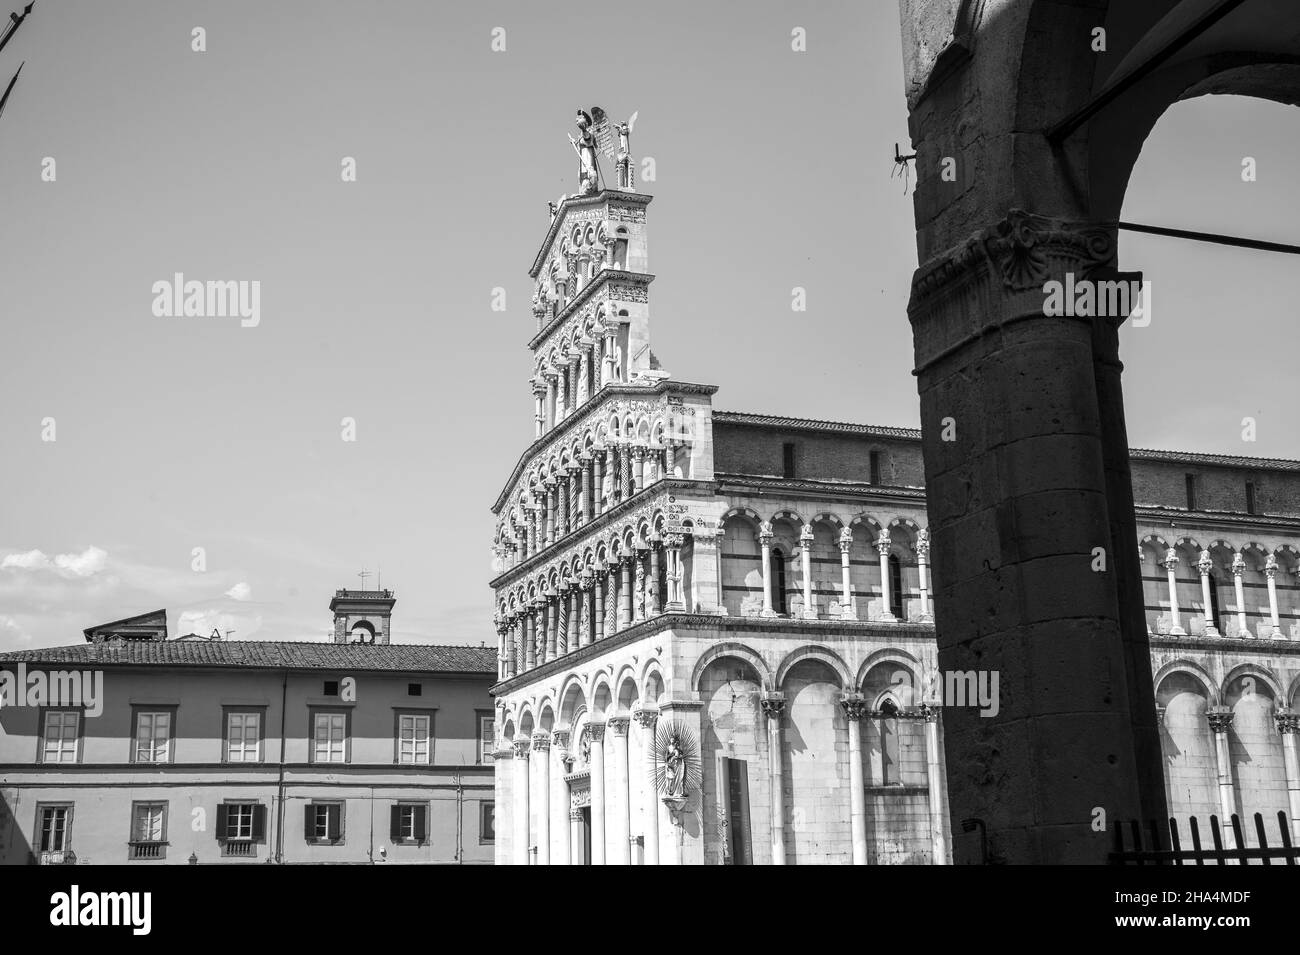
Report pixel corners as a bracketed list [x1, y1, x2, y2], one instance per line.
[488, 123, 1300, 865]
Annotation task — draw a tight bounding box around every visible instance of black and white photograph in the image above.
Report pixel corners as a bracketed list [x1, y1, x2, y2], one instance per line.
[1, 0, 1298, 936]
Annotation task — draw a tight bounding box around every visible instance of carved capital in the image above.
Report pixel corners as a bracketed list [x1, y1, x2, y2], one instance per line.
[511, 738, 531, 758]
[760, 693, 786, 720]
[1231, 552, 1246, 578]
[609, 716, 631, 737]
[587, 719, 606, 743]
[1160, 548, 1179, 572]
[1276, 709, 1299, 735]
[531, 731, 551, 753]
[840, 692, 868, 722]
[1196, 550, 1214, 576]
[632, 705, 659, 729]
[552, 728, 571, 750]
[1207, 705, 1234, 734]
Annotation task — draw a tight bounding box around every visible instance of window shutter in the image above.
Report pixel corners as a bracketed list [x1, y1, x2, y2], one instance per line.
[215, 804, 228, 840]
[328, 805, 340, 841]
[390, 805, 401, 843]
[415, 804, 428, 844]
[252, 804, 266, 842]
[305, 804, 315, 843]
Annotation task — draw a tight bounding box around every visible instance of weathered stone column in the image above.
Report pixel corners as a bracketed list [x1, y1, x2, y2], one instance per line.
[1232, 552, 1250, 637]
[622, 444, 635, 498]
[1208, 705, 1237, 846]
[875, 530, 896, 622]
[760, 523, 776, 618]
[609, 716, 631, 865]
[531, 731, 551, 865]
[610, 446, 622, 504]
[634, 706, 660, 864]
[533, 381, 546, 438]
[569, 808, 584, 864]
[525, 606, 538, 670]
[577, 348, 589, 406]
[594, 567, 607, 641]
[1196, 550, 1220, 635]
[920, 703, 948, 865]
[649, 542, 662, 614]
[841, 693, 868, 865]
[903, 207, 1168, 860]
[512, 737, 530, 865]
[1162, 548, 1184, 635]
[1275, 709, 1300, 840]
[558, 584, 572, 655]
[916, 527, 933, 622]
[761, 693, 786, 865]
[589, 720, 607, 865]
[506, 618, 518, 678]
[593, 450, 605, 516]
[579, 575, 593, 649]
[1266, 555, 1282, 636]
[544, 481, 557, 545]
[838, 528, 855, 620]
[552, 727, 571, 864]
[581, 455, 594, 525]
[546, 591, 558, 660]
[618, 557, 633, 630]
[800, 524, 817, 619]
[605, 563, 619, 636]
[665, 534, 684, 610]
[634, 548, 647, 622]
[665, 441, 676, 478]
[557, 475, 570, 539]
[546, 375, 558, 430]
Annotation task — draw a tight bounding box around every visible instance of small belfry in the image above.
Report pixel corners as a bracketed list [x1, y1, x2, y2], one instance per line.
[330, 584, 395, 645]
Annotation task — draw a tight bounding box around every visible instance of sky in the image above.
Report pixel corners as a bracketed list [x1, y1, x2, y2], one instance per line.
[0, 1, 1296, 651]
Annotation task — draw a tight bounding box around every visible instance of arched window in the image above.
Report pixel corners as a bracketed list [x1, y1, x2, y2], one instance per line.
[889, 553, 904, 619]
[772, 547, 787, 615]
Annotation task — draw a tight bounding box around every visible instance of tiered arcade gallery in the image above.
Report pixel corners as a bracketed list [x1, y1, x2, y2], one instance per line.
[489, 162, 1300, 864]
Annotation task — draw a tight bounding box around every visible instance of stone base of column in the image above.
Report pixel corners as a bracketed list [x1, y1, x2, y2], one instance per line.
[760, 609, 778, 618]
[917, 612, 934, 624]
[1202, 625, 1220, 636]
[666, 601, 685, 612]
[1168, 626, 1186, 636]
[1272, 627, 1283, 638]
[802, 609, 819, 621]
[874, 611, 897, 623]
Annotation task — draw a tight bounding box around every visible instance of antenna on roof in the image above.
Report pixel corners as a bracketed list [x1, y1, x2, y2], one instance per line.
[358, 566, 372, 590]
[377, 563, 382, 592]
[224, 629, 235, 640]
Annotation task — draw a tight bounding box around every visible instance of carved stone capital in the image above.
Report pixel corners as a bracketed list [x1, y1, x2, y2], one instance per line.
[552, 728, 571, 750]
[587, 719, 606, 743]
[531, 731, 551, 752]
[632, 705, 659, 729]
[1207, 705, 1234, 734]
[760, 693, 786, 720]
[1160, 548, 1179, 572]
[1196, 550, 1214, 576]
[511, 738, 531, 758]
[609, 716, 631, 737]
[840, 692, 868, 722]
[1275, 709, 1299, 735]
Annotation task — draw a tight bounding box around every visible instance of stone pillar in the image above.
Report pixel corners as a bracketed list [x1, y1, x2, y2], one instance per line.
[619, 557, 633, 630]
[1208, 706, 1237, 846]
[761, 693, 786, 865]
[533, 383, 545, 438]
[634, 706, 660, 864]
[577, 349, 589, 406]
[593, 450, 605, 516]
[581, 455, 594, 524]
[552, 728, 571, 864]
[595, 567, 608, 641]
[545, 482, 557, 545]
[1275, 710, 1300, 840]
[1196, 550, 1220, 636]
[921, 704, 948, 865]
[557, 476, 570, 539]
[916, 527, 933, 622]
[1232, 552, 1249, 637]
[579, 576, 593, 649]
[760, 523, 776, 618]
[665, 534, 684, 610]
[610, 446, 622, 504]
[623, 445, 635, 498]
[1161, 548, 1185, 636]
[556, 586, 569, 656]
[838, 528, 855, 620]
[512, 738, 530, 865]
[525, 607, 537, 670]
[634, 549, 647, 622]
[546, 376, 558, 430]
[841, 693, 868, 865]
[546, 592, 558, 660]
[531, 732, 551, 865]
[665, 442, 676, 478]
[505, 618, 518, 678]
[1266, 555, 1282, 636]
[589, 720, 607, 865]
[569, 808, 584, 864]
[554, 370, 566, 423]
[875, 530, 896, 622]
[800, 524, 816, 619]
[904, 211, 1168, 860]
[609, 716, 631, 864]
[649, 542, 662, 614]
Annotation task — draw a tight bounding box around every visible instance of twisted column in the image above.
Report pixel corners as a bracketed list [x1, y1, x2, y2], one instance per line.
[604, 564, 618, 636]
[556, 585, 569, 656]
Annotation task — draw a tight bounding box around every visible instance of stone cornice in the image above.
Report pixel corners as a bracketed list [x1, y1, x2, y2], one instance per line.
[714, 473, 927, 502]
[529, 269, 655, 353]
[489, 611, 936, 696]
[1133, 506, 1300, 531]
[530, 190, 653, 279]
[1149, 632, 1300, 655]
[713, 411, 923, 441]
[490, 380, 720, 514]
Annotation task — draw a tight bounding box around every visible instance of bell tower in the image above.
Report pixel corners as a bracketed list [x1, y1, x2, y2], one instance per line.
[330, 588, 395, 644]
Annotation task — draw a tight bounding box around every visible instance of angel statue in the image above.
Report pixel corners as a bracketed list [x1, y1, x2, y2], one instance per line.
[569, 109, 600, 195]
[665, 736, 686, 797]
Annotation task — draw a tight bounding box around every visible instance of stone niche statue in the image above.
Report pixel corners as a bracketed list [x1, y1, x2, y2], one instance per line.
[664, 737, 686, 797]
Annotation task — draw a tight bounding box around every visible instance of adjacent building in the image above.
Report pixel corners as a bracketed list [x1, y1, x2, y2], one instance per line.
[0, 589, 497, 865]
[487, 125, 1300, 864]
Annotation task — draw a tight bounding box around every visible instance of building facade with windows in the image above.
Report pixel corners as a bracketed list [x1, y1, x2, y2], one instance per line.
[0, 591, 497, 865]
[488, 136, 1300, 864]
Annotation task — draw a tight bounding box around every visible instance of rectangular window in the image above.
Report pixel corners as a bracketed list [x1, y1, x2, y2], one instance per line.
[306, 802, 344, 844]
[782, 442, 796, 480]
[130, 801, 168, 860]
[323, 680, 339, 696]
[313, 711, 349, 763]
[478, 713, 494, 765]
[132, 709, 174, 763]
[391, 803, 428, 845]
[37, 805, 72, 854]
[40, 710, 80, 764]
[1246, 481, 1257, 515]
[1185, 473, 1197, 511]
[218, 802, 265, 857]
[397, 713, 431, 765]
[225, 711, 262, 763]
[480, 802, 495, 844]
[407, 683, 422, 696]
[869, 450, 881, 485]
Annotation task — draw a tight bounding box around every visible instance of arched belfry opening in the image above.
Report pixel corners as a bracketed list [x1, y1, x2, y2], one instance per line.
[896, 0, 1300, 863]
